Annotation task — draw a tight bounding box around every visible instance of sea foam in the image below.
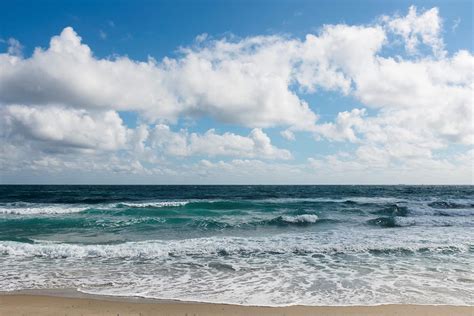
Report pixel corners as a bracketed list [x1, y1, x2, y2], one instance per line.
[0, 202, 89, 215]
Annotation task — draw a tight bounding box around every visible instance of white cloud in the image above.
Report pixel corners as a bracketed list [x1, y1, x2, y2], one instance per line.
[383, 5, 445, 57]
[148, 125, 292, 160]
[166, 36, 318, 129]
[0, 105, 129, 152]
[306, 151, 472, 184]
[310, 7, 473, 163]
[314, 109, 366, 142]
[0, 27, 317, 130]
[296, 25, 386, 94]
[187, 159, 305, 183]
[0, 106, 291, 178]
[0, 6, 472, 184]
[0, 28, 177, 121]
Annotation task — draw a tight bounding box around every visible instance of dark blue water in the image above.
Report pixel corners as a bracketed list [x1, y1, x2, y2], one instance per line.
[1, 185, 473, 305]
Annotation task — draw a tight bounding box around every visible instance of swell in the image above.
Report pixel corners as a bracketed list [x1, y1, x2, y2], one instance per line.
[367, 216, 474, 228]
[4, 213, 468, 234]
[0, 213, 328, 235]
[1, 197, 473, 234]
[2, 198, 474, 215]
[428, 201, 474, 209]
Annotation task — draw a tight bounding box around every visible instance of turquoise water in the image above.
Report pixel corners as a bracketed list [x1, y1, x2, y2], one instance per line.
[0, 185, 473, 305]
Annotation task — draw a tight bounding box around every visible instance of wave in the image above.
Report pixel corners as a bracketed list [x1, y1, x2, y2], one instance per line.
[2, 197, 473, 227]
[118, 201, 189, 208]
[167, 214, 323, 229]
[1, 236, 471, 259]
[0, 202, 91, 215]
[262, 214, 320, 226]
[0, 216, 170, 234]
[433, 209, 474, 216]
[116, 198, 474, 216]
[369, 201, 474, 218]
[0, 200, 191, 215]
[370, 205, 409, 217]
[367, 216, 474, 228]
[428, 201, 474, 209]
[280, 214, 319, 223]
[367, 217, 402, 228]
[3, 212, 468, 233]
[0, 199, 256, 215]
[0, 213, 325, 233]
[0, 236, 36, 243]
[0, 197, 408, 215]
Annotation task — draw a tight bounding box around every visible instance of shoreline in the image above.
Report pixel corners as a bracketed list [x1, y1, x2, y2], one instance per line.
[1, 288, 473, 307]
[0, 290, 472, 316]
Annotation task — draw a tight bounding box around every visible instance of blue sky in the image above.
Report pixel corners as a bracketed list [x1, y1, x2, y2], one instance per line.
[0, 0, 472, 184]
[2, 0, 471, 58]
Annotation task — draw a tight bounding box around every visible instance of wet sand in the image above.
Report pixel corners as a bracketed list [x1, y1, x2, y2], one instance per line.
[0, 292, 471, 316]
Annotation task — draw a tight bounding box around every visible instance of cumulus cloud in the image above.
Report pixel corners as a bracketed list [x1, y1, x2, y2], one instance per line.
[309, 7, 473, 164]
[383, 6, 445, 57]
[0, 27, 317, 129]
[0, 5, 472, 184]
[0, 28, 177, 121]
[0, 106, 291, 162]
[148, 125, 292, 160]
[314, 109, 366, 142]
[296, 24, 386, 94]
[0, 105, 129, 153]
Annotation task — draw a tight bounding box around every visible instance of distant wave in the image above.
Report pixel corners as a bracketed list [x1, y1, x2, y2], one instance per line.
[0, 200, 190, 215]
[0, 202, 91, 215]
[118, 201, 190, 208]
[0, 197, 406, 215]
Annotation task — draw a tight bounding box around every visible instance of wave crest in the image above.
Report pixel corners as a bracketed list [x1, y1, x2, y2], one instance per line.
[1, 236, 471, 260]
[118, 201, 189, 208]
[0, 202, 90, 215]
[280, 214, 319, 224]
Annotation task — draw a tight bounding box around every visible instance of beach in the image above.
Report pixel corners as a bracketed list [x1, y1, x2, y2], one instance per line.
[2, 0, 473, 313]
[0, 292, 472, 316]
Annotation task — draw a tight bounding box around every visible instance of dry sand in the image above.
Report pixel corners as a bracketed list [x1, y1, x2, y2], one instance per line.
[0, 293, 472, 316]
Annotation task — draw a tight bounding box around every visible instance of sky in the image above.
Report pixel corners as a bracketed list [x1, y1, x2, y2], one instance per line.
[0, 0, 472, 184]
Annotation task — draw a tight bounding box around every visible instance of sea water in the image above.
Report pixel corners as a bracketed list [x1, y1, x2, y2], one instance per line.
[0, 185, 472, 306]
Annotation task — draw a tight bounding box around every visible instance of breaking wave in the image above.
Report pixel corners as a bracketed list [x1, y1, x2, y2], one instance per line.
[1, 237, 471, 259]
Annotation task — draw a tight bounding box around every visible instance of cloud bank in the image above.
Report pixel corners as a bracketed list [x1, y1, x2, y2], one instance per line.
[0, 6, 472, 183]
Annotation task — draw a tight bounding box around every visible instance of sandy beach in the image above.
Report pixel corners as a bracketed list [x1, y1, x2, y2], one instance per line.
[0, 292, 472, 316]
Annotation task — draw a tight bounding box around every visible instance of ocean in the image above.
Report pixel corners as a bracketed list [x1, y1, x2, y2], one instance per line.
[0, 185, 472, 306]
